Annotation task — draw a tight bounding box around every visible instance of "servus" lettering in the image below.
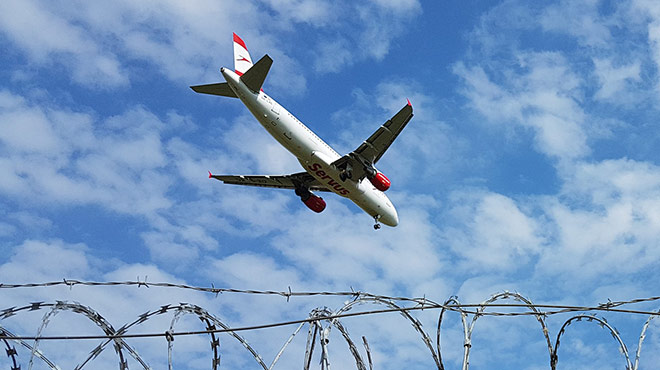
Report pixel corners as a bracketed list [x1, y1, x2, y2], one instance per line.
[308, 163, 350, 195]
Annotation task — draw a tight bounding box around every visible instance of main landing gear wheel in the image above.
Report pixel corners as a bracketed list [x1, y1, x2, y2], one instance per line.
[339, 169, 352, 182]
[373, 215, 381, 230]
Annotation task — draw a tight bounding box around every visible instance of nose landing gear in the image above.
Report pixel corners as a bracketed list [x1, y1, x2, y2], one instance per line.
[373, 215, 381, 230]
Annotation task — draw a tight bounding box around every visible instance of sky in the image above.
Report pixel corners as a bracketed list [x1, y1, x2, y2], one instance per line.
[2, 0, 660, 369]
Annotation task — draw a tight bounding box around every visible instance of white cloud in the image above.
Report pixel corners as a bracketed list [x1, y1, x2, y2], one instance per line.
[0, 1, 128, 87]
[593, 58, 642, 101]
[0, 90, 233, 266]
[311, 1, 421, 72]
[264, 197, 445, 294]
[630, 0, 660, 98]
[313, 40, 354, 73]
[259, 0, 336, 26]
[0, 90, 171, 213]
[528, 112, 588, 161]
[454, 52, 589, 160]
[536, 158, 660, 282]
[0, 239, 91, 281]
[454, 0, 660, 163]
[0, 0, 296, 90]
[0, 0, 421, 91]
[444, 191, 542, 271]
[452, 64, 523, 127]
[207, 253, 302, 289]
[562, 159, 660, 205]
[540, 0, 613, 47]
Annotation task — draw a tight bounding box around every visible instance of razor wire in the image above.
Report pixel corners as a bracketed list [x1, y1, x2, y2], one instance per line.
[2, 281, 660, 369]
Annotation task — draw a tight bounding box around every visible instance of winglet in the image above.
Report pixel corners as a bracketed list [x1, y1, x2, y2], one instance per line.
[208, 171, 223, 181]
[406, 98, 412, 107]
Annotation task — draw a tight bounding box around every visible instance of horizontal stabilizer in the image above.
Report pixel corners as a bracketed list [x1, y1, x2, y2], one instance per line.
[190, 83, 237, 98]
[241, 54, 272, 93]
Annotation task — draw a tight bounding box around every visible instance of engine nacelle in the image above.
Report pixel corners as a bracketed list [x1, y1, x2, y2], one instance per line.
[369, 172, 391, 191]
[302, 193, 326, 213]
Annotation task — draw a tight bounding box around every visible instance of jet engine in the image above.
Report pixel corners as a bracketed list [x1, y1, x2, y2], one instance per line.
[303, 193, 326, 213]
[368, 172, 391, 192]
[296, 188, 326, 213]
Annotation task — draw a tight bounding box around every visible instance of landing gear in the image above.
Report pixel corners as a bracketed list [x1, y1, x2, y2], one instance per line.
[295, 186, 310, 201]
[365, 166, 377, 179]
[373, 215, 381, 230]
[339, 163, 353, 181]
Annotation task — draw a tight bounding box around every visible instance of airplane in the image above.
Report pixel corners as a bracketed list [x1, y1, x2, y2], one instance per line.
[191, 33, 413, 229]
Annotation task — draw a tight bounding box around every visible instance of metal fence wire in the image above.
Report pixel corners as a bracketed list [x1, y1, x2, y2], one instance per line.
[1, 279, 659, 370]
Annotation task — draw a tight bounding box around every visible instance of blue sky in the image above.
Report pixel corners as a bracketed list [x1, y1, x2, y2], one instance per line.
[2, 0, 660, 368]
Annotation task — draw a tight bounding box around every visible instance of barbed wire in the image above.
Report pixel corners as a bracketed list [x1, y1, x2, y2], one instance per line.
[1, 280, 659, 369]
[2, 278, 660, 312]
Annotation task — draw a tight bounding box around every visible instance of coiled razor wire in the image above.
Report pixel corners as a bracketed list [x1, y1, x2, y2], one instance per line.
[1, 280, 660, 369]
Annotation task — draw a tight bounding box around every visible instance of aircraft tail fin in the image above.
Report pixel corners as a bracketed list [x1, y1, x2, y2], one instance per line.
[240, 54, 272, 93]
[233, 33, 253, 76]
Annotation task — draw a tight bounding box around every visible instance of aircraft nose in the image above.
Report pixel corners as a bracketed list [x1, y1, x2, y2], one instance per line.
[380, 208, 399, 227]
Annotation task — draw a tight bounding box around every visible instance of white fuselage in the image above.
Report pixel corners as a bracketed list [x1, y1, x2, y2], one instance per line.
[221, 68, 399, 226]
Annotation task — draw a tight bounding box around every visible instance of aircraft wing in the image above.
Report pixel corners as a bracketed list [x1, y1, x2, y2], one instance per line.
[332, 102, 413, 178]
[354, 101, 413, 164]
[209, 171, 332, 192]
